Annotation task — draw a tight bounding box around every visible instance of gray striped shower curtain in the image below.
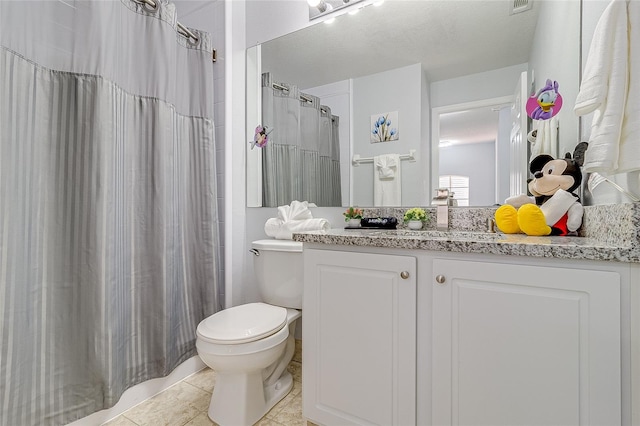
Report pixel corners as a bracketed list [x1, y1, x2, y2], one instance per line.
[0, 1, 220, 424]
[261, 72, 342, 207]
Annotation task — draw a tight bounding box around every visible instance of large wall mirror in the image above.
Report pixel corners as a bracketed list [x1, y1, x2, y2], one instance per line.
[247, 0, 581, 208]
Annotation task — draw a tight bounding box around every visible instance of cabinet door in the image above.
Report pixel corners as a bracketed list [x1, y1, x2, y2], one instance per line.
[303, 249, 416, 426]
[432, 259, 621, 426]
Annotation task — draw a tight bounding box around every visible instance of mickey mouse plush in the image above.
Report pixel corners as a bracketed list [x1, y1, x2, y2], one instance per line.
[495, 142, 588, 236]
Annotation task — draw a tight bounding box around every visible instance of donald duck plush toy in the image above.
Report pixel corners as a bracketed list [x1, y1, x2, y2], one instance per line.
[495, 142, 588, 236]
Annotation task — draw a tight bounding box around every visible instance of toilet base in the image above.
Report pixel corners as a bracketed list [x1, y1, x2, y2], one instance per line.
[208, 370, 293, 425]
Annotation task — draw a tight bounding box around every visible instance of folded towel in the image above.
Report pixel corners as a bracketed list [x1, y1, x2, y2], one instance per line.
[374, 154, 402, 206]
[529, 117, 558, 158]
[375, 155, 398, 179]
[277, 200, 313, 222]
[265, 218, 330, 240]
[265, 200, 331, 239]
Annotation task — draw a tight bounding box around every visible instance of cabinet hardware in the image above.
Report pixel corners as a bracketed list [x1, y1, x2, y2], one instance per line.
[400, 271, 410, 279]
[435, 275, 446, 284]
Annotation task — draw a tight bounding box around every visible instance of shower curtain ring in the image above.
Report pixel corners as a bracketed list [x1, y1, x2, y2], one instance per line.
[134, 0, 159, 13]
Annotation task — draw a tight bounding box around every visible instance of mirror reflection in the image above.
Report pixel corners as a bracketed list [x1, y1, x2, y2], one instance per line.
[247, 0, 581, 207]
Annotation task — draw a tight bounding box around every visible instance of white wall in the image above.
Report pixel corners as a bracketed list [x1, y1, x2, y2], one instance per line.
[245, 0, 310, 47]
[440, 141, 496, 206]
[227, 0, 251, 306]
[351, 63, 426, 207]
[430, 63, 528, 108]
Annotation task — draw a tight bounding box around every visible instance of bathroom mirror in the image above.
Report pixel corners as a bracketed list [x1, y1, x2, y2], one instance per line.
[247, 0, 581, 207]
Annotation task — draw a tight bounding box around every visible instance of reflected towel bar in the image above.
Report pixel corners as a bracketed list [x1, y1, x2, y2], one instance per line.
[352, 150, 416, 166]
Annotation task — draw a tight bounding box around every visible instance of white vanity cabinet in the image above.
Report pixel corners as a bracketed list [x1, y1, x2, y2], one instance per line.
[431, 258, 622, 426]
[302, 243, 636, 426]
[303, 248, 417, 426]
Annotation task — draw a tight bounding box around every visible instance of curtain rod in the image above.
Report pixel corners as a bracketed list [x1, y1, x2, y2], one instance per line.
[137, 0, 199, 44]
[271, 83, 328, 113]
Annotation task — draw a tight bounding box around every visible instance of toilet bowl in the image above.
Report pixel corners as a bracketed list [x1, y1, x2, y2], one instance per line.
[195, 240, 303, 425]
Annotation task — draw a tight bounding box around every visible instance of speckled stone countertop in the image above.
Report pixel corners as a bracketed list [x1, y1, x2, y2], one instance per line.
[293, 203, 640, 263]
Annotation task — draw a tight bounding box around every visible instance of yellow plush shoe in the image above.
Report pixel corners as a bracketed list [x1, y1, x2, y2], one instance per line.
[517, 204, 552, 236]
[495, 205, 521, 234]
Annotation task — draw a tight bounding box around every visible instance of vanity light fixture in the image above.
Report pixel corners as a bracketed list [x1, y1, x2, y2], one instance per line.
[308, 0, 366, 21]
[307, 0, 328, 13]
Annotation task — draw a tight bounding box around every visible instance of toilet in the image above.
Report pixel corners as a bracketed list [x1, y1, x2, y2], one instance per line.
[195, 239, 303, 426]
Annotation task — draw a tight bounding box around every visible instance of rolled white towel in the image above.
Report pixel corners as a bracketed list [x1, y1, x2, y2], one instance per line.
[273, 218, 331, 240]
[264, 217, 285, 238]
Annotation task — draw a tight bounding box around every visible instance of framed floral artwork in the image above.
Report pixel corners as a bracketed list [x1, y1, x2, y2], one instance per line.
[370, 111, 399, 143]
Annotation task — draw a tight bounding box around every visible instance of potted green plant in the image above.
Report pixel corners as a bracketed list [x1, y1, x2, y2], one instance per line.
[343, 207, 364, 228]
[404, 207, 427, 230]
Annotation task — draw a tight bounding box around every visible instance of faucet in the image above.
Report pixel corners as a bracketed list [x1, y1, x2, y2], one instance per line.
[432, 188, 450, 230]
[487, 217, 497, 233]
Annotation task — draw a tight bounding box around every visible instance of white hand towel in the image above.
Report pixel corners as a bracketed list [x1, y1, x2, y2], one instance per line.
[374, 154, 401, 206]
[574, 0, 629, 173]
[618, 0, 640, 173]
[376, 155, 397, 179]
[529, 117, 558, 158]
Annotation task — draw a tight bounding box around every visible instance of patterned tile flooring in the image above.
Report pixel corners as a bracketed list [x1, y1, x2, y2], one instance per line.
[104, 340, 304, 426]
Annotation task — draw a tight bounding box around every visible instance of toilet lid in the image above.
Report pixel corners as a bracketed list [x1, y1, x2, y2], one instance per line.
[197, 302, 287, 344]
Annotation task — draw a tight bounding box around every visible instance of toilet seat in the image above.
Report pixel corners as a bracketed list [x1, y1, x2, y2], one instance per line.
[196, 302, 287, 344]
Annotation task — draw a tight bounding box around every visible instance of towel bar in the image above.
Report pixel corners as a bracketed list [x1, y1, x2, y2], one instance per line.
[352, 150, 416, 166]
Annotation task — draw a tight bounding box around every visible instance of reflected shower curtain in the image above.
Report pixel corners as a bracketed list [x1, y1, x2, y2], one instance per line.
[261, 72, 341, 207]
[0, 1, 220, 425]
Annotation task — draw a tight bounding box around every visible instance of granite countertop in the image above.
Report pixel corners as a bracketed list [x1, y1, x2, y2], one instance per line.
[292, 203, 640, 263]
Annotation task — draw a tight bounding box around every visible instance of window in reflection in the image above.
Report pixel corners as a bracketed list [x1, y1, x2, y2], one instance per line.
[439, 175, 470, 207]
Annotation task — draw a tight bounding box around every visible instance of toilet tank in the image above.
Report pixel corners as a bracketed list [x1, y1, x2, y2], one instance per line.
[251, 239, 303, 309]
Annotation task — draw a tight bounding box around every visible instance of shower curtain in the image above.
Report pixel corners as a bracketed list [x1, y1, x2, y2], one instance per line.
[261, 72, 341, 207]
[0, 1, 220, 425]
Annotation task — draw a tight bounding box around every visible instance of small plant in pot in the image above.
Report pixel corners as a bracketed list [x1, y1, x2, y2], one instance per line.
[404, 207, 427, 230]
[343, 207, 364, 228]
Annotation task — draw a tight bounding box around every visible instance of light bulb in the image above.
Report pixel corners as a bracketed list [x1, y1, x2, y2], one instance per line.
[315, 0, 329, 12]
[307, 0, 322, 7]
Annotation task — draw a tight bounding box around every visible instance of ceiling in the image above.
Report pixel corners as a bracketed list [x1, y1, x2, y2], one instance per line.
[260, 0, 540, 147]
[439, 106, 502, 147]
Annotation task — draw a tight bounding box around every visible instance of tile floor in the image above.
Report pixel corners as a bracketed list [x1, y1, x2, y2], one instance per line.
[104, 340, 304, 426]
